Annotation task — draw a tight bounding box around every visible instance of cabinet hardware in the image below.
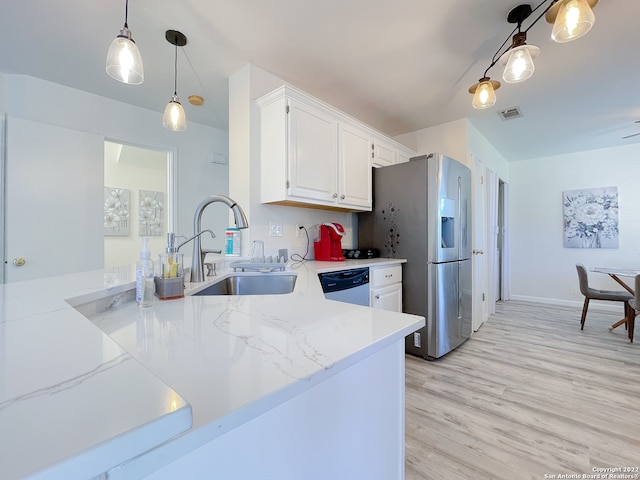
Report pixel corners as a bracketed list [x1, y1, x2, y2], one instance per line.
[12, 258, 26, 267]
[286, 105, 290, 114]
[332, 193, 338, 198]
[375, 294, 380, 300]
[340, 194, 345, 200]
[285, 180, 290, 189]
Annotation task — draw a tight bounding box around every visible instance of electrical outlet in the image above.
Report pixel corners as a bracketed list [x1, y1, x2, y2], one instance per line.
[269, 221, 283, 237]
[296, 224, 303, 237]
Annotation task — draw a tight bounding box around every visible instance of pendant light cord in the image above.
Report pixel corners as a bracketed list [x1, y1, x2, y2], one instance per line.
[173, 42, 178, 96]
[124, 0, 129, 28]
[482, 0, 557, 78]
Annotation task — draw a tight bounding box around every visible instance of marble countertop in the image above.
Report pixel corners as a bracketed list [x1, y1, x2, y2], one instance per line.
[0, 268, 192, 480]
[0, 258, 424, 479]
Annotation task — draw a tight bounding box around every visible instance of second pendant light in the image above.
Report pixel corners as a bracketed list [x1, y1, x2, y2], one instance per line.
[163, 30, 188, 132]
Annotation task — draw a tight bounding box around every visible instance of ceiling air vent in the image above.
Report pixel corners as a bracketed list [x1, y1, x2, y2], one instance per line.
[498, 107, 522, 121]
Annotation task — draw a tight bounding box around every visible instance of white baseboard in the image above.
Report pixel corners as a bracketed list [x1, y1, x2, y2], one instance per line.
[508, 295, 626, 314]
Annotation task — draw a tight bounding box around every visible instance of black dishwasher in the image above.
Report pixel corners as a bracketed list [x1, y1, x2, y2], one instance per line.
[317, 268, 370, 306]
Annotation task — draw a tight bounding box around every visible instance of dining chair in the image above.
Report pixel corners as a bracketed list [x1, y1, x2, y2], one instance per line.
[626, 274, 640, 343]
[576, 264, 633, 332]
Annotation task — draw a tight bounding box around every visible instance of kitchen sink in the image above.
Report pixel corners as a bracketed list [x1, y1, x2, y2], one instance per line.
[191, 272, 297, 296]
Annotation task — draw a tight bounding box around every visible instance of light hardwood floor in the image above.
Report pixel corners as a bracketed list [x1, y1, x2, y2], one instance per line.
[405, 301, 640, 480]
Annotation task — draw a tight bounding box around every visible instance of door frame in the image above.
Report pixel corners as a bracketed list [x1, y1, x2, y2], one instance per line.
[1, 113, 6, 283]
[472, 153, 488, 330]
[103, 135, 178, 231]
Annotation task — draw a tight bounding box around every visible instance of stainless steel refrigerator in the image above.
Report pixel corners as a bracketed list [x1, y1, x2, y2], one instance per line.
[358, 153, 472, 359]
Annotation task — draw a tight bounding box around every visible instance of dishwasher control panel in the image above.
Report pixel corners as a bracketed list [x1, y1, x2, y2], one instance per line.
[317, 268, 370, 307]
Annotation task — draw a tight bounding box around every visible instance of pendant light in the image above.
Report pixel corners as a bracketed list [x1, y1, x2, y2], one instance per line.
[162, 30, 187, 132]
[499, 6, 540, 84]
[469, 77, 501, 109]
[468, 1, 599, 109]
[106, 0, 144, 85]
[547, 0, 598, 43]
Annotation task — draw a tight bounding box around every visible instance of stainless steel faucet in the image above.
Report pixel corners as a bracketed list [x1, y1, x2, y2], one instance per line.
[189, 195, 249, 282]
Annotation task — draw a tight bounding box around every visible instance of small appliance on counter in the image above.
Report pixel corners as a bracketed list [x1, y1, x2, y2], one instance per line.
[313, 222, 346, 261]
[343, 248, 380, 260]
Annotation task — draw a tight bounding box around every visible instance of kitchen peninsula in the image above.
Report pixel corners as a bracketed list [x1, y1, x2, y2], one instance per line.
[0, 259, 424, 479]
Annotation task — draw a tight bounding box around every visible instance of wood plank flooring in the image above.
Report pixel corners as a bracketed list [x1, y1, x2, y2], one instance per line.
[405, 301, 640, 480]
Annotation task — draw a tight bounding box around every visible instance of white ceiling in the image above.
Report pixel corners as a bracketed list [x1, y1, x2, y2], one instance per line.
[1, 0, 639, 161]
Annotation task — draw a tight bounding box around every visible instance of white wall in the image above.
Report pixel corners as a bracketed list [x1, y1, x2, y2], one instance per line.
[2, 74, 229, 270]
[509, 143, 640, 307]
[229, 64, 355, 260]
[400, 119, 468, 165]
[467, 122, 509, 182]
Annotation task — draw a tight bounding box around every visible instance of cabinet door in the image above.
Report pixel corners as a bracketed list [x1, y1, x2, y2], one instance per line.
[371, 284, 403, 312]
[288, 98, 338, 203]
[397, 146, 414, 164]
[372, 137, 397, 167]
[338, 122, 372, 209]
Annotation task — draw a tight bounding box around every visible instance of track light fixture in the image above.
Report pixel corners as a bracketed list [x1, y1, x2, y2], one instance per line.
[163, 30, 188, 132]
[469, 0, 598, 109]
[106, 0, 144, 85]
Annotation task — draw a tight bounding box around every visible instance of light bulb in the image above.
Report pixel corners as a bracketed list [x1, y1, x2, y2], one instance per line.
[502, 46, 536, 83]
[163, 97, 187, 132]
[472, 81, 497, 109]
[106, 28, 144, 84]
[552, 0, 595, 43]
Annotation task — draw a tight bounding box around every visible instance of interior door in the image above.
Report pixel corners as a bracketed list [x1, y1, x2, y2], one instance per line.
[4, 117, 103, 282]
[472, 154, 488, 331]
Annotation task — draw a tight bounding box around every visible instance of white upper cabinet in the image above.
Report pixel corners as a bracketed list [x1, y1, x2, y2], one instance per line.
[372, 135, 415, 167]
[257, 86, 414, 212]
[338, 121, 372, 209]
[372, 136, 396, 167]
[287, 97, 339, 203]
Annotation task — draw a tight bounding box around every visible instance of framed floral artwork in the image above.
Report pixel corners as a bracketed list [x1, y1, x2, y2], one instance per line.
[139, 190, 164, 236]
[104, 187, 130, 236]
[563, 186, 619, 249]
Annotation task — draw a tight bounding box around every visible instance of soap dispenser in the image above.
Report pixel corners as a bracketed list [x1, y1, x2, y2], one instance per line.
[136, 237, 155, 308]
[155, 232, 185, 300]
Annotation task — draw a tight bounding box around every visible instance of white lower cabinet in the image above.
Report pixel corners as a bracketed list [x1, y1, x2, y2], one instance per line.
[370, 264, 403, 312]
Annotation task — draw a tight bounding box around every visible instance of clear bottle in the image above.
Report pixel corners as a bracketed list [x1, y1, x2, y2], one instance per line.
[136, 237, 155, 308]
[225, 227, 241, 256]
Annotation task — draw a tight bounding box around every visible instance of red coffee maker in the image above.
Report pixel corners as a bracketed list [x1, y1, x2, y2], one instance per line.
[313, 223, 346, 261]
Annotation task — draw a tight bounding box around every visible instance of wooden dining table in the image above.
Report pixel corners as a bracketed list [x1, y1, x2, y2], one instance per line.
[591, 267, 640, 335]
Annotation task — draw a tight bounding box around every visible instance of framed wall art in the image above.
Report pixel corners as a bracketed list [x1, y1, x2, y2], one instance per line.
[104, 187, 130, 236]
[139, 190, 164, 236]
[563, 186, 618, 249]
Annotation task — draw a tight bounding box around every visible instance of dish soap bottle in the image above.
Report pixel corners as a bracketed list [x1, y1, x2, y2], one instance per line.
[136, 237, 155, 308]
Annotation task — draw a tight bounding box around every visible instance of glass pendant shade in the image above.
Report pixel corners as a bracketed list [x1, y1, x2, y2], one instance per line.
[106, 28, 144, 85]
[551, 0, 596, 43]
[163, 96, 187, 131]
[502, 45, 538, 83]
[472, 80, 498, 109]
